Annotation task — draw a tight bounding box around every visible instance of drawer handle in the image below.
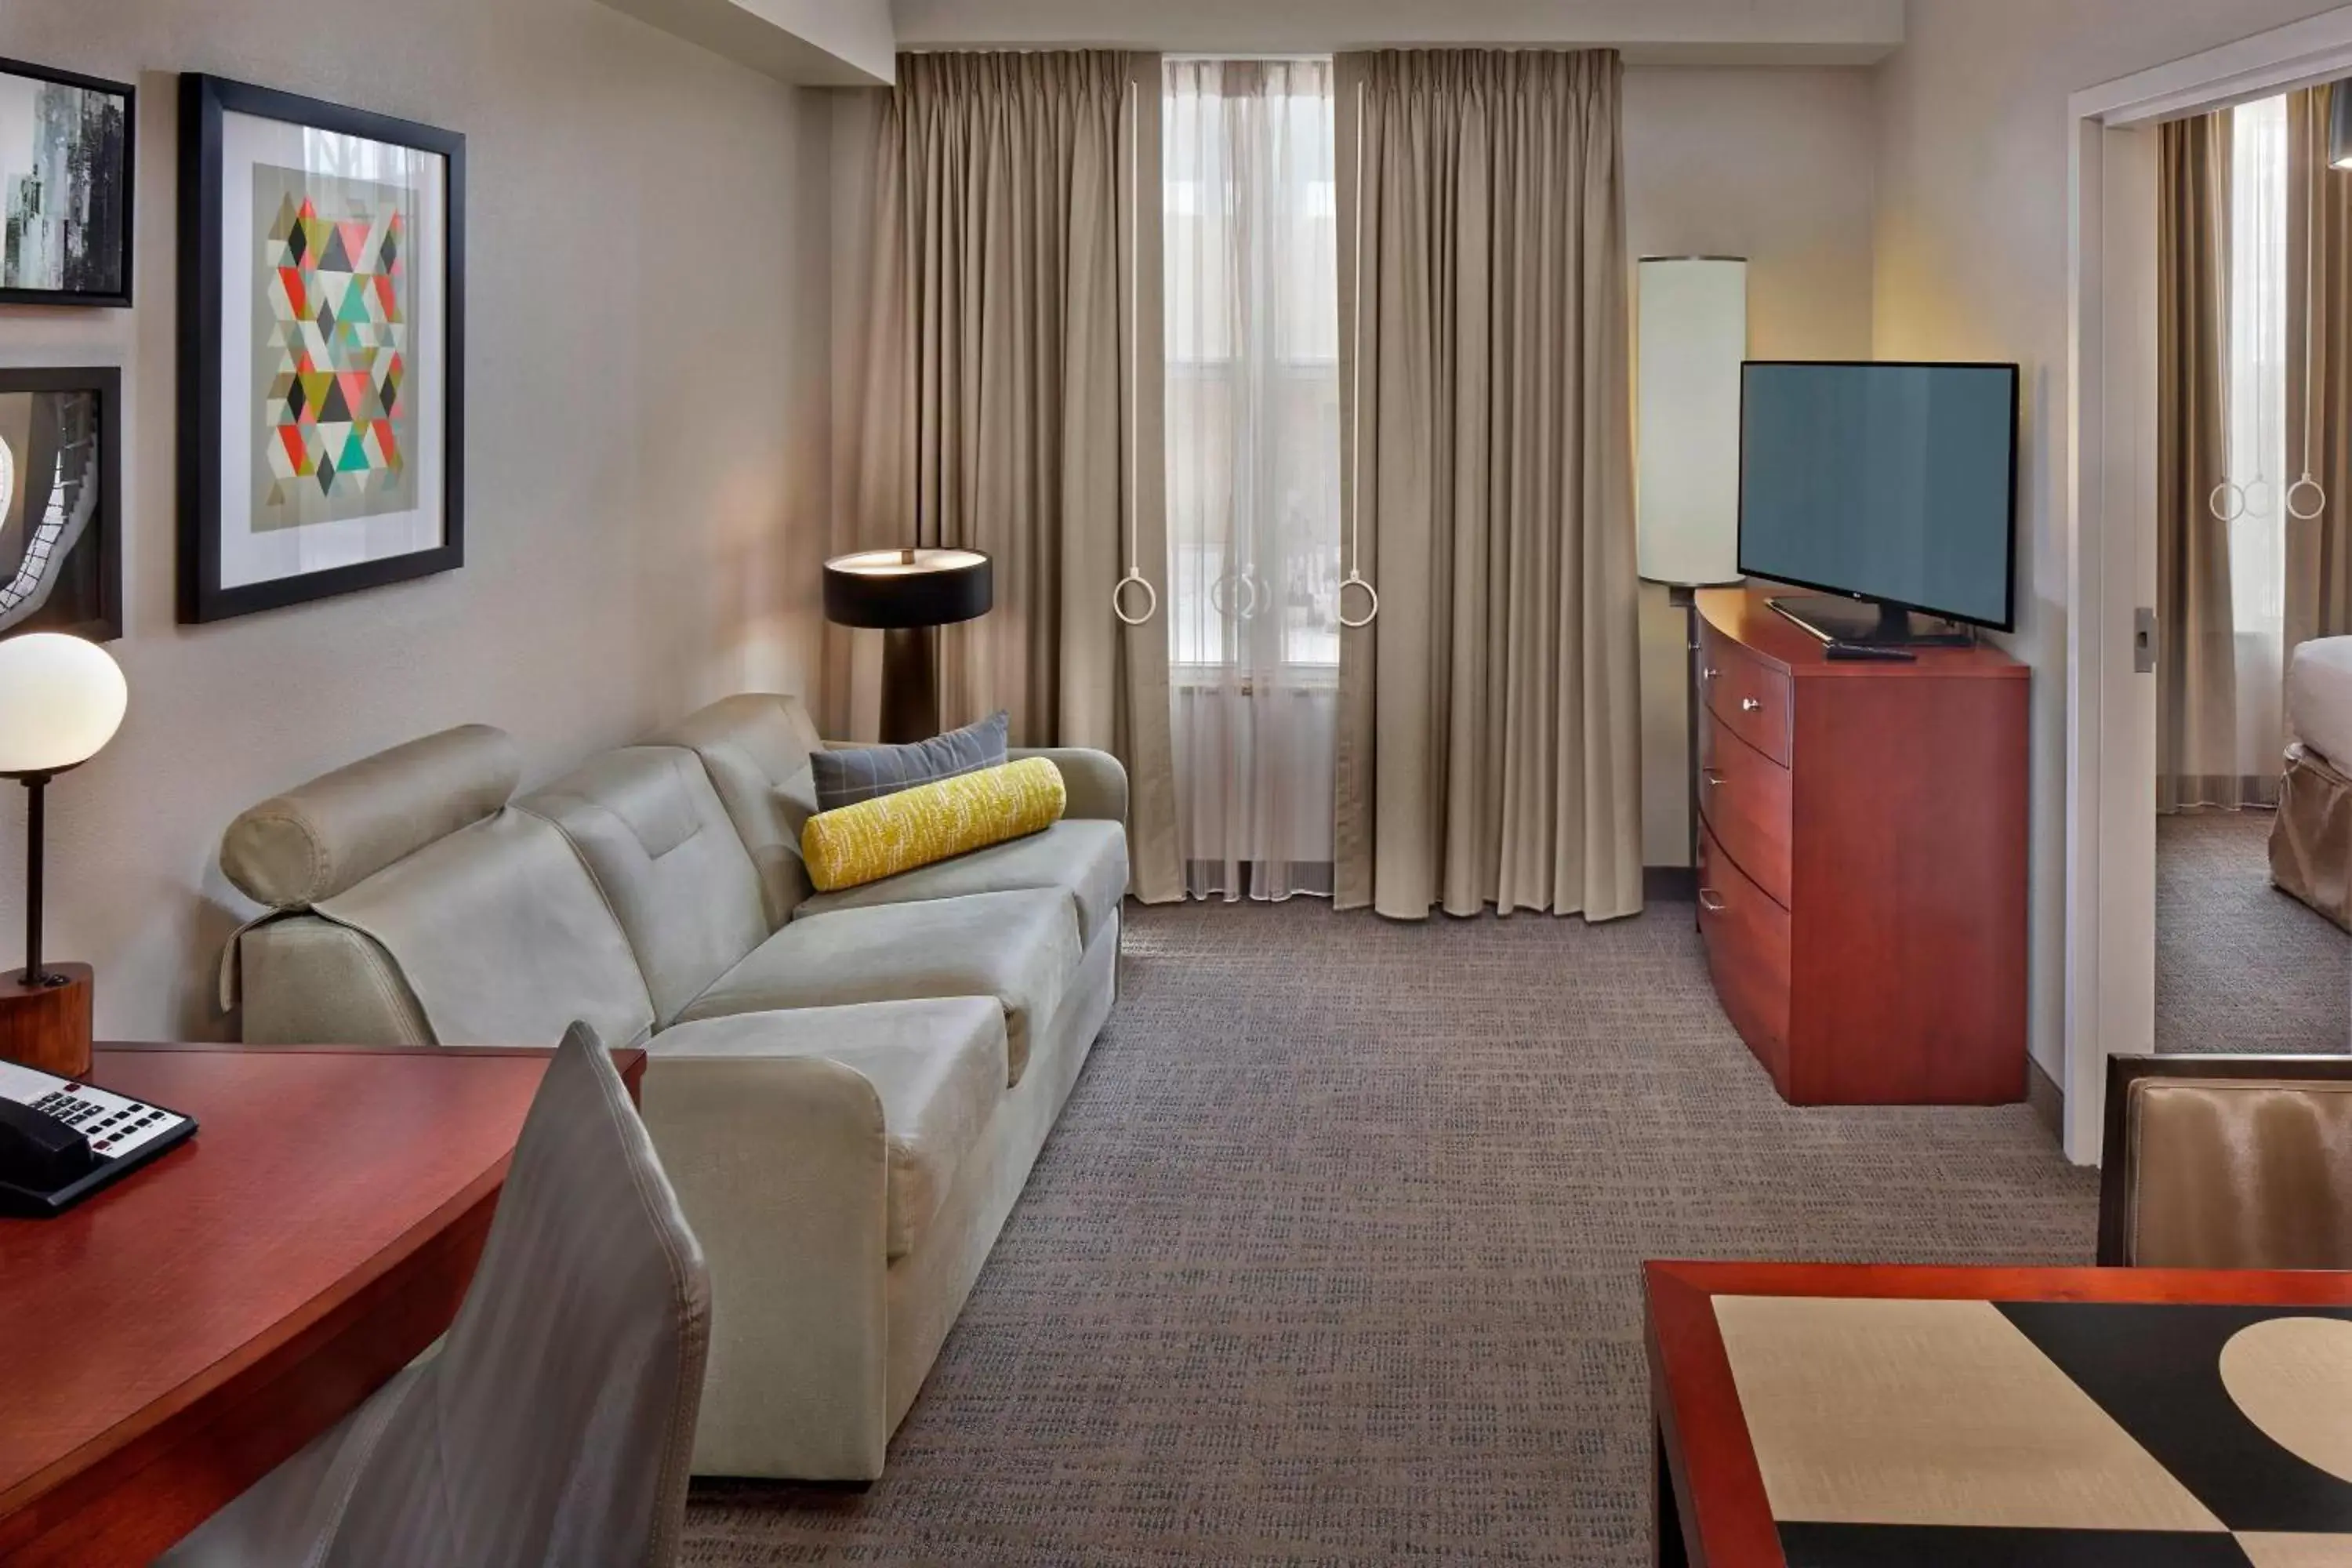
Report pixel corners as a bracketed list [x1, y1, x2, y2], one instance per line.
[1701, 769, 1726, 788]
[1698, 889, 1727, 913]
[1740, 697, 1763, 713]
[1702, 666, 1720, 681]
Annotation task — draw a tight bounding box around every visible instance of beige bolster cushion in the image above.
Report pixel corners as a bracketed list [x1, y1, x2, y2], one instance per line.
[222, 724, 522, 908]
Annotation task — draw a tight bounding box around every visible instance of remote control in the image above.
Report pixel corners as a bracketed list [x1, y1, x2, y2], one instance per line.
[1824, 641, 1918, 662]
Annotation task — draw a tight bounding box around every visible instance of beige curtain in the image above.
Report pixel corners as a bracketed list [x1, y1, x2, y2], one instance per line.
[847, 51, 1181, 901]
[1332, 49, 1642, 921]
[2157, 111, 2240, 813]
[2287, 85, 2352, 656]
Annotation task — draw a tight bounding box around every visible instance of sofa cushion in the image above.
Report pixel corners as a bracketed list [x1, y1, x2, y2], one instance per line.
[810, 711, 1008, 811]
[656, 999, 1007, 1261]
[223, 725, 521, 909]
[314, 808, 659, 1051]
[655, 695, 824, 929]
[797, 818, 1127, 947]
[678, 889, 1079, 1086]
[517, 748, 769, 1028]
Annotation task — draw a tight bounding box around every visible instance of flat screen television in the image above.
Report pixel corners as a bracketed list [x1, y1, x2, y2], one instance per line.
[1738, 361, 2020, 644]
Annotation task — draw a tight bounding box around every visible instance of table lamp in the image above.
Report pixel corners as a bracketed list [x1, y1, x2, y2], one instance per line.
[822, 548, 993, 744]
[0, 633, 128, 1080]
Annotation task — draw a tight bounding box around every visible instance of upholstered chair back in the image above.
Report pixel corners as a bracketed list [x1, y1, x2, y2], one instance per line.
[2100, 1055, 2352, 1269]
[220, 725, 660, 1051]
[655, 693, 825, 928]
[160, 1023, 711, 1567]
[518, 746, 771, 1027]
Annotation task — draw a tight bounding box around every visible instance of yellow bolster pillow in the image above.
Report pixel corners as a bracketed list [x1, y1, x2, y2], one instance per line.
[800, 757, 1066, 892]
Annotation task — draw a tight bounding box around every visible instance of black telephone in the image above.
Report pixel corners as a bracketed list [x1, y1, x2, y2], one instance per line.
[0, 1059, 196, 1216]
[0, 1098, 97, 1189]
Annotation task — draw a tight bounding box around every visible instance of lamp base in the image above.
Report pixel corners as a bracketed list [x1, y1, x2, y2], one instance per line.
[880, 625, 942, 745]
[0, 961, 93, 1080]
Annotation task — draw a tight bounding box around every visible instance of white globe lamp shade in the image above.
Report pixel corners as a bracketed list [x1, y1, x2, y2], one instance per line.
[1636, 256, 1748, 587]
[0, 633, 129, 775]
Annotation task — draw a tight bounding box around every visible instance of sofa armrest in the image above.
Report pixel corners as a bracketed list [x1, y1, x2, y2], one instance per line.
[1011, 746, 1127, 824]
[637, 1050, 891, 1479]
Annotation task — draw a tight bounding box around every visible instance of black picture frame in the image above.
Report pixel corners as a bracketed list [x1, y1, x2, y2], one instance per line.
[0, 365, 123, 642]
[176, 73, 465, 624]
[0, 57, 135, 309]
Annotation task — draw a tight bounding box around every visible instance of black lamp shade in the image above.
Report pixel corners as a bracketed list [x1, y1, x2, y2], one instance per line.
[2334, 79, 2352, 171]
[822, 548, 993, 630]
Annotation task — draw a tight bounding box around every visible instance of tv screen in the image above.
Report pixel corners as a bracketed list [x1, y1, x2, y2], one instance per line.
[1738, 361, 2019, 631]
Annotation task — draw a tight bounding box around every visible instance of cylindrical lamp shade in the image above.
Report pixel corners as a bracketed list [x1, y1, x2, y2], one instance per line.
[0, 633, 126, 776]
[2332, 79, 2352, 170]
[822, 548, 993, 630]
[1636, 257, 1748, 587]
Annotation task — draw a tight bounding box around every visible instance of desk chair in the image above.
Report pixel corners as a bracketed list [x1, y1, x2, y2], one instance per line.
[162, 1023, 711, 1566]
[2099, 1054, 2352, 1269]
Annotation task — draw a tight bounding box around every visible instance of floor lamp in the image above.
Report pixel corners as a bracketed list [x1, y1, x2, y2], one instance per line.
[1635, 257, 1748, 884]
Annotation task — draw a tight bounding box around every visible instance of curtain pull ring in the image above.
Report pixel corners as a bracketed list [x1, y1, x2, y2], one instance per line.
[1114, 571, 1159, 626]
[1208, 569, 1263, 622]
[1342, 78, 1381, 631]
[2288, 474, 2328, 521]
[1112, 74, 1160, 630]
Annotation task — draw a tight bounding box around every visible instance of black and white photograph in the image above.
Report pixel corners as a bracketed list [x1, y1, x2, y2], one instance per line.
[0, 365, 122, 642]
[0, 57, 132, 307]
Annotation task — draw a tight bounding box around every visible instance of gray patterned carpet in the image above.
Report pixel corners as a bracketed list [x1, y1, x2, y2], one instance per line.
[2155, 811, 2348, 1055]
[684, 901, 2097, 1566]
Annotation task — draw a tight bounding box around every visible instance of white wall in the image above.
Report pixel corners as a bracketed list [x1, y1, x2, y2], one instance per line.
[1625, 66, 1881, 865]
[0, 0, 833, 1040]
[1871, 0, 2347, 1083]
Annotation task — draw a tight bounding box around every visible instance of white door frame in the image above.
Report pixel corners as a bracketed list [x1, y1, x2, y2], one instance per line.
[2064, 7, 2352, 1163]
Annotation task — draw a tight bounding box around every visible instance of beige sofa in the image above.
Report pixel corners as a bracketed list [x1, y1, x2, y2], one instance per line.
[218, 694, 1126, 1482]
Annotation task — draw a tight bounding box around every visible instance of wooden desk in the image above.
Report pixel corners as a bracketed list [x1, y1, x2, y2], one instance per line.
[1648, 1259, 2352, 1567]
[0, 1043, 645, 1568]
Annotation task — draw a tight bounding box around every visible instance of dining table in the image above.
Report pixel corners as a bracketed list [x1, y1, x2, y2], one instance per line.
[1647, 1258, 2352, 1567]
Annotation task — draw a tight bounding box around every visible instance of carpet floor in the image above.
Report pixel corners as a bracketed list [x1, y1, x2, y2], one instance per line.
[2155, 810, 2348, 1054]
[684, 900, 2098, 1566]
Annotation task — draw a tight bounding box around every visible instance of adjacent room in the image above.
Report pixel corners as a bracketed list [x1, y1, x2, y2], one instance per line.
[2151, 86, 2352, 1054]
[2, 2, 2350, 1565]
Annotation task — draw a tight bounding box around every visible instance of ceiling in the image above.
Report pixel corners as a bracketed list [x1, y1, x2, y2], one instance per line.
[603, 0, 1907, 84]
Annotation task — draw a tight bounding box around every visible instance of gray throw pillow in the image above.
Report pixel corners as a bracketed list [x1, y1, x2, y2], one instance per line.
[811, 711, 1011, 811]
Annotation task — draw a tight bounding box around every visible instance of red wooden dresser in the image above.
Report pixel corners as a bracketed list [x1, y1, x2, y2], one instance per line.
[1693, 588, 2030, 1105]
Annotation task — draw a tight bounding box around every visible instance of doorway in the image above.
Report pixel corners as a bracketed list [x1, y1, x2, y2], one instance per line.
[2068, 7, 2352, 1161]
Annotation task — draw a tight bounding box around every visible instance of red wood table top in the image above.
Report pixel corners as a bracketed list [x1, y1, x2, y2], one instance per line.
[0, 1043, 642, 1567]
[1646, 1259, 2352, 1568]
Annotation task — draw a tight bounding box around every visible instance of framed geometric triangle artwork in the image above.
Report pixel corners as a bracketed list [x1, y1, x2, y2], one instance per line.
[176, 73, 464, 623]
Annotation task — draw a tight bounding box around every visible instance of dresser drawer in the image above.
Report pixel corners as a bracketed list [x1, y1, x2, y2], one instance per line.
[1699, 621, 1793, 766]
[1697, 707, 1792, 909]
[1698, 821, 1791, 1088]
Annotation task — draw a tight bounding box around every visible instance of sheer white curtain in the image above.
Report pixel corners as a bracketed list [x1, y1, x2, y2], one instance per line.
[1163, 58, 1341, 900]
[2228, 96, 2289, 804]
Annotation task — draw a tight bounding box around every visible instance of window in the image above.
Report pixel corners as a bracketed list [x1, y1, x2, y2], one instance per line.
[1162, 59, 1341, 902]
[1163, 60, 1341, 673]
